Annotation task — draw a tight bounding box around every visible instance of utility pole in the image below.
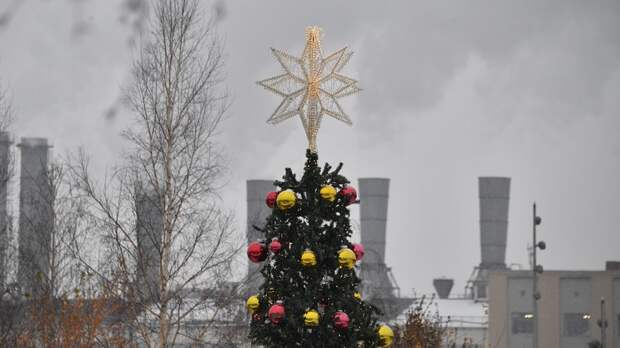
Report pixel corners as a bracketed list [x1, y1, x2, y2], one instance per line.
[598, 297, 608, 348]
[532, 203, 545, 348]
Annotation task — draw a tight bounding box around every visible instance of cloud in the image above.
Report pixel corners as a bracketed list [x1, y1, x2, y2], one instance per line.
[1, 0, 619, 295]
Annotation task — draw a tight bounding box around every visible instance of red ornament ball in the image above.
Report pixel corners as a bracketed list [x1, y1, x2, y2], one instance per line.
[265, 191, 278, 208]
[334, 311, 350, 330]
[352, 243, 365, 261]
[340, 186, 357, 205]
[247, 241, 267, 263]
[269, 238, 282, 254]
[268, 303, 285, 324]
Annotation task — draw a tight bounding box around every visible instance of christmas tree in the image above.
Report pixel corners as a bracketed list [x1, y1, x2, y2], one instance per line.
[246, 27, 393, 347]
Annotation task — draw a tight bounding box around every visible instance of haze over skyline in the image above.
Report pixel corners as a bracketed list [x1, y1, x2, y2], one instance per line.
[1, 0, 619, 295]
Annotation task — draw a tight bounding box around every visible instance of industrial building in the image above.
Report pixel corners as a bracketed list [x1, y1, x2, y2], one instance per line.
[488, 264, 620, 348]
[415, 175, 620, 348]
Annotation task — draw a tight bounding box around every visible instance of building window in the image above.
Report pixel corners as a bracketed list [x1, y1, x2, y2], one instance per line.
[563, 313, 590, 336]
[511, 312, 534, 334]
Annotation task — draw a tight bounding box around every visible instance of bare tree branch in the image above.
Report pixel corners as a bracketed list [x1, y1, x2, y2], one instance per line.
[68, 1, 239, 346]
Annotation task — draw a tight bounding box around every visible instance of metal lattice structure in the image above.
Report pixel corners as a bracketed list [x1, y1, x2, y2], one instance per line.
[258, 26, 361, 152]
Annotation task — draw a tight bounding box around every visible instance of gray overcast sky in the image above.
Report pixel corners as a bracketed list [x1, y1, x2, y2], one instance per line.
[1, 0, 619, 295]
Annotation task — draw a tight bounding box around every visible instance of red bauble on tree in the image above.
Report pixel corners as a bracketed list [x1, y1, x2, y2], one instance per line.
[334, 311, 350, 330]
[247, 241, 267, 263]
[265, 191, 278, 208]
[352, 243, 365, 261]
[269, 238, 282, 254]
[339, 186, 357, 205]
[268, 302, 285, 324]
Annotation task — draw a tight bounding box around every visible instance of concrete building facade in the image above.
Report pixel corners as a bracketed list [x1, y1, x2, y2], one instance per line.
[488, 269, 620, 348]
[17, 137, 52, 296]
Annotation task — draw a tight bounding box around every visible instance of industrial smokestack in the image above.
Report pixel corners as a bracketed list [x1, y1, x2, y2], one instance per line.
[0, 132, 11, 291]
[478, 177, 510, 270]
[17, 138, 52, 295]
[246, 180, 275, 293]
[135, 186, 163, 301]
[433, 278, 454, 299]
[359, 178, 413, 320]
[359, 178, 389, 266]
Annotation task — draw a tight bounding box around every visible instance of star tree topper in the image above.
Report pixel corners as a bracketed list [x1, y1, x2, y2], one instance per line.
[258, 26, 361, 153]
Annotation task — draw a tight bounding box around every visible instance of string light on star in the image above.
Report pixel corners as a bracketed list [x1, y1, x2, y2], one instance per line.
[257, 26, 361, 153]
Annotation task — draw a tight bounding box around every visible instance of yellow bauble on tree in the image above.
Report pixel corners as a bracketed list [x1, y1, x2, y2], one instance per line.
[319, 185, 337, 202]
[246, 295, 260, 312]
[354, 292, 362, 301]
[301, 249, 317, 267]
[303, 309, 320, 326]
[378, 325, 394, 347]
[338, 247, 356, 269]
[276, 190, 297, 210]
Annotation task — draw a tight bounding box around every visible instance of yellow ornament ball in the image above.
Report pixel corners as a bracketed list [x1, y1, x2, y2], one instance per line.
[276, 190, 297, 210]
[378, 325, 394, 347]
[303, 309, 320, 326]
[319, 185, 337, 202]
[301, 249, 317, 267]
[338, 247, 356, 269]
[354, 292, 362, 301]
[246, 295, 260, 312]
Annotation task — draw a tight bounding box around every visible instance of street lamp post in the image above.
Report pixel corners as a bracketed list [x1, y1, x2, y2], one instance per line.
[598, 297, 608, 348]
[532, 203, 544, 348]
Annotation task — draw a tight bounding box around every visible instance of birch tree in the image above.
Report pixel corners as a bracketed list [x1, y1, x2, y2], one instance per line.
[71, 1, 239, 346]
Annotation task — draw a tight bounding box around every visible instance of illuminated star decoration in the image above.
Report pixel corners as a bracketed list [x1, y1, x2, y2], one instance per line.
[258, 26, 361, 153]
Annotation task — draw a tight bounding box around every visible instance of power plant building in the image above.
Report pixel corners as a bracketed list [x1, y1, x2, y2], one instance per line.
[488, 265, 620, 348]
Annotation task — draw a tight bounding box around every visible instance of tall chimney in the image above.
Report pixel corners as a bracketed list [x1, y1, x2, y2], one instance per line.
[359, 178, 389, 266]
[17, 138, 52, 295]
[246, 180, 275, 294]
[0, 132, 11, 291]
[359, 178, 413, 320]
[478, 177, 510, 270]
[135, 186, 163, 301]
